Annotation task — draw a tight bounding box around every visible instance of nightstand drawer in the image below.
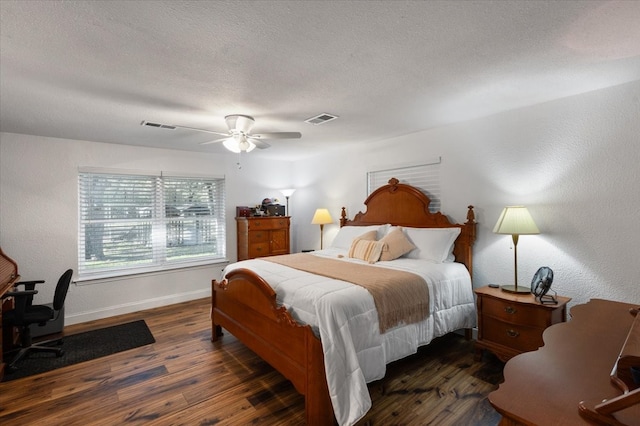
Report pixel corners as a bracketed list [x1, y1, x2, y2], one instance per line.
[483, 296, 550, 328]
[474, 286, 571, 362]
[482, 317, 544, 353]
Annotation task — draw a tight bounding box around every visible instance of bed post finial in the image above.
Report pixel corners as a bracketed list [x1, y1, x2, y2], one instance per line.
[466, 205, 475, 224]
[340, 207, 347, 227]
[388, 177, 400, 192]
[466, 205, 476, 247]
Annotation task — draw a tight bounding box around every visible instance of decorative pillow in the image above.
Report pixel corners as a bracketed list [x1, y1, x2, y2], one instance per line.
[330, 225, 388, 249]
[402, 227, 461, 262]
[348, 239, 385, 263]
[354, 230, 377, 242]
[378, 227, 416, 261]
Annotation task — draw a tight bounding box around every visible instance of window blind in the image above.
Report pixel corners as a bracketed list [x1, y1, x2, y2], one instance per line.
[78, 171, 225, 278]
[368, 160, 441, 212]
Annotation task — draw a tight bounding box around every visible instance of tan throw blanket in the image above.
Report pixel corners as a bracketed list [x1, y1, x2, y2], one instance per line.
[264, 253, 429, 333]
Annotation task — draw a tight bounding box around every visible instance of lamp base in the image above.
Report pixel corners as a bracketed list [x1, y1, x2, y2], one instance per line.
[501, 285, 531, 294]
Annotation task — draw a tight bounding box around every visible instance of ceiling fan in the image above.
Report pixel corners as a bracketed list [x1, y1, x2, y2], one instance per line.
[140, 114, 302, 153]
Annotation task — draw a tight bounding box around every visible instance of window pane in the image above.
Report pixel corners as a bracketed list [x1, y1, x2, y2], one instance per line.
[163, 177, 225, 262]
[79, 171, 226, 278]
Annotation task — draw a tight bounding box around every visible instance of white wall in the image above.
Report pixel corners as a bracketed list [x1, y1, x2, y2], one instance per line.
[293, 80, 640, 308]
[0, 134, 293, 324]
[2, 80, 639, 326]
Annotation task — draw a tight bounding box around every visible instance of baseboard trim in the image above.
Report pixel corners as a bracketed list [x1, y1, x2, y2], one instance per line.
[64, 289, 210, 326]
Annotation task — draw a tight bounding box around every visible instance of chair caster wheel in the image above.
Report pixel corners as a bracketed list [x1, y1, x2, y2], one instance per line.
[56, 350, 65, 357]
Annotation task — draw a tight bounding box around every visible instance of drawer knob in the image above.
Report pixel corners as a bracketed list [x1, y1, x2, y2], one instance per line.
[506, 329, 520, 338]
[504, 306, 517, 314]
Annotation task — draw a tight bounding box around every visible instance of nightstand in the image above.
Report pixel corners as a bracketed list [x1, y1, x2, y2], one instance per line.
[474, 286, 571, 362]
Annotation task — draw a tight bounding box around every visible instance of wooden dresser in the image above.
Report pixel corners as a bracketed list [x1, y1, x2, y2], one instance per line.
[475, 285, 571, 362]
[236, 216, 290, 261]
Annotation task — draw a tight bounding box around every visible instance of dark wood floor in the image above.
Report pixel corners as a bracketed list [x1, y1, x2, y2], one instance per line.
[0, 298, 504, 425]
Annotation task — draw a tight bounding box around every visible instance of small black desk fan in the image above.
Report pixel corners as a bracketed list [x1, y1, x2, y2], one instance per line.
[531, 267, 557, 304]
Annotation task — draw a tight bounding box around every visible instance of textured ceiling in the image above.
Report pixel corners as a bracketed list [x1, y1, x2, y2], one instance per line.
[1, 0, 639, 160]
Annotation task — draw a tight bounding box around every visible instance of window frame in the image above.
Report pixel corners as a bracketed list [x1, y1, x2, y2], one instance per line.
[367, 158, 442, 213]
[78, 168, 226, 281]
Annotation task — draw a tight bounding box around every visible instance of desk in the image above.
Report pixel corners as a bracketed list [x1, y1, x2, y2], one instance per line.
[0, 248, 20, 380]
[489, 299, 640, 425]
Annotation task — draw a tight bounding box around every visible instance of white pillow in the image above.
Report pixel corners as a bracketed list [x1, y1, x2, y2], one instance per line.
[397, 226, 461, 262]
[330, 224, 389, 249]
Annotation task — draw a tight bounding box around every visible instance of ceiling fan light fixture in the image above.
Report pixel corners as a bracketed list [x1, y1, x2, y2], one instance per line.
[223, 136, 256, 153]
[240, 138, 256, 152]
[225, 114, 255, 134]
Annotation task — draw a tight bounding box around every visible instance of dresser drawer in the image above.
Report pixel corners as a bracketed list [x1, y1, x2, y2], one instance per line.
[249, 243, 269, 258]
[249, 231, 269, 243]
[482, 317, 545, 353]
[483, 296, 550, 328]
[247, 218, 289, 230]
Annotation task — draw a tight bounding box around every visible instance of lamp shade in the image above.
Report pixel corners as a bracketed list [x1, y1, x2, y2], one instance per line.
[311, 208, 333, 225]
[493, 206, 540, 235]
[280, 188, 296, 198]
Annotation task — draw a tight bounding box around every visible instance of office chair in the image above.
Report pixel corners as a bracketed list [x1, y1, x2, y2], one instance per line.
[2, 268, 73, 372]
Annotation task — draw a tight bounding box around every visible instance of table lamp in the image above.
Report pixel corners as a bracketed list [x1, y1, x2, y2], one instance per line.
[493, 206, 540, 293]
[311, 208, 333, 249]
[280, 188, 296, 216]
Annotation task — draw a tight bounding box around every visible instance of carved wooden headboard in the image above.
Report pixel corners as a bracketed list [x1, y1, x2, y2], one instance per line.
[339, 178, 476, 274]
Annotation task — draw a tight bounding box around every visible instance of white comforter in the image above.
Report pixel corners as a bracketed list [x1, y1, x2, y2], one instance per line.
[222, 248, 476, 426]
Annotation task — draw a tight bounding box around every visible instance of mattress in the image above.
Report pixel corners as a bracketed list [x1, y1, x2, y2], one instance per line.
[222, 248, 476, 425]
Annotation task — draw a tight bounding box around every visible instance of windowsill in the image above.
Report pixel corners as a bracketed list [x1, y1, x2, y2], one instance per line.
[75, 259, 230, 286]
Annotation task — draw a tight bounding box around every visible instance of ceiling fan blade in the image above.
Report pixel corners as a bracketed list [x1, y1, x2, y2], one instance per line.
[249, 132, 302, 140]
[199, 137, 231, 145]
[171, 124, 230, 137]
[248, 138, 271, 149]
[141, 121, 230, 137]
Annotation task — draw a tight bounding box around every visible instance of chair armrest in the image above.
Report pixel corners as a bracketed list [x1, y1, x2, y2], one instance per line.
[15, 280, 44, 294]
[5, 290, 39, 298]
[15, 280, 45, 291]
[15, 280, 45, 285]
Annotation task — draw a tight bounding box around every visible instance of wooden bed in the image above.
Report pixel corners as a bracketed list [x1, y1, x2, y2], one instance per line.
[211, 178, 476, 425]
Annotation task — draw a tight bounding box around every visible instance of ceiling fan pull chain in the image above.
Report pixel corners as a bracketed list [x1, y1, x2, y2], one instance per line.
[236, 152, 243, 170]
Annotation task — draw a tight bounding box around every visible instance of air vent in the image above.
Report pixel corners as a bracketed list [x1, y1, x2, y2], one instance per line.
[304, 113, 339, 125]
[140, 120, 176, 130]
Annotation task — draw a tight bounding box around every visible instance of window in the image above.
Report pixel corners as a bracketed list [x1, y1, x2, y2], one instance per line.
[368, 159, 441, 212]
[78, 169, 225, 279]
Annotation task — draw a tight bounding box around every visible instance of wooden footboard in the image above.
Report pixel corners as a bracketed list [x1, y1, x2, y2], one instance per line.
[212, 268, 334, 425]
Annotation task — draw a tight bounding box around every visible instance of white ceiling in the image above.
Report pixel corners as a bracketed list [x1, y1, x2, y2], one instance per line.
[1, 0, 639, 161]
